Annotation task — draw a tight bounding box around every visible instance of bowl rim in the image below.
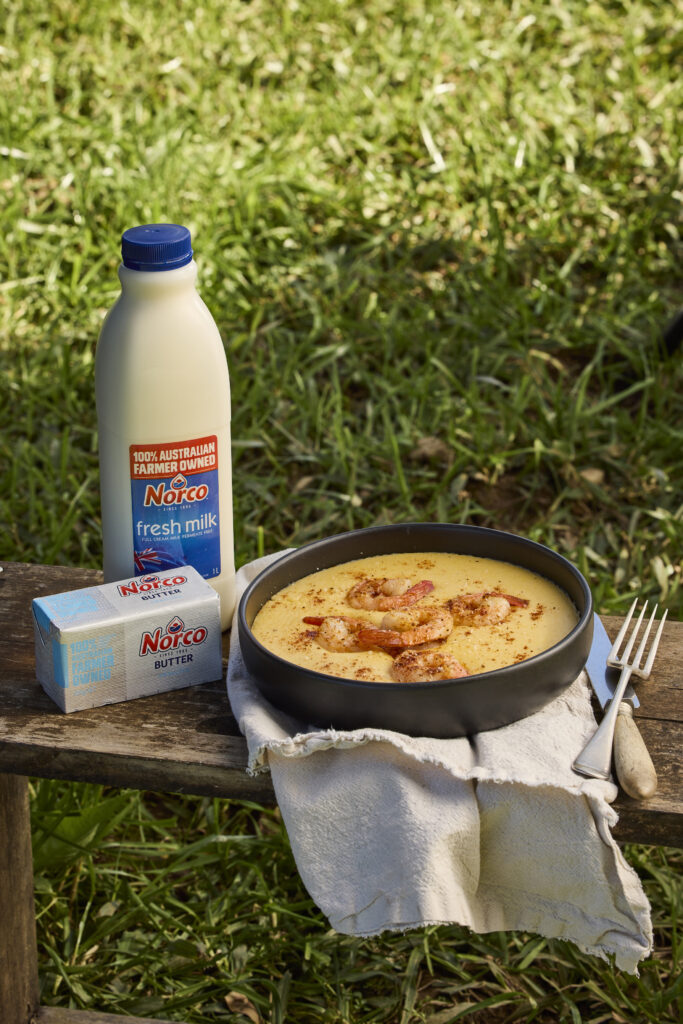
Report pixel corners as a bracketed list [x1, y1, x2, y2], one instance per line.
[237, 522, 593, 692]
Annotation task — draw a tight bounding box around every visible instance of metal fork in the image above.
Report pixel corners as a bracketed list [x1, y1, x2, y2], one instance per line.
[573, 600, 668, 781]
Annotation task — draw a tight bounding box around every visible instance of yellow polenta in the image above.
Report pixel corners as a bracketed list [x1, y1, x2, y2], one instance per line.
[251, 552, 578, 683]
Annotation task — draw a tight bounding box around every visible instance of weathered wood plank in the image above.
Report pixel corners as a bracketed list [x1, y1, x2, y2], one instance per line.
[0, 561, 274, 799]
[36, 1005, 189, 1024]
[610, 718, 683, 845]
[0, 737, 275, 804]
[0, 774, 39, 1024]
[1, 562, 681, 845]
[593, 616, 683, 845]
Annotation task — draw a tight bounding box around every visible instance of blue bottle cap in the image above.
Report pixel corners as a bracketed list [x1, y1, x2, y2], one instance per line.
[121, 224, 193, 271]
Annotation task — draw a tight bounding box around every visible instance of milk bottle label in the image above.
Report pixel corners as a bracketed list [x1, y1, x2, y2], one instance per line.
[129, 435, 221, 579]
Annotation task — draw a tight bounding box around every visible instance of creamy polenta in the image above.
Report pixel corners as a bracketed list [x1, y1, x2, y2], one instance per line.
[251, 552, 578, 682]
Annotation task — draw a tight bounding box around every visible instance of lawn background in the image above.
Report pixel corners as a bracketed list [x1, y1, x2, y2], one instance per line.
[0, 1, 681, 1021]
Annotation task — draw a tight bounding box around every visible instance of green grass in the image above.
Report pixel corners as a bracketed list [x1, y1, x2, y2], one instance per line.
[2, 0, 682, 1020]
[29, 783, 683, 1024]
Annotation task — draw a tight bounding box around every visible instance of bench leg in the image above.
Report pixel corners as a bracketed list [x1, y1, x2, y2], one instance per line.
[0, 773, 40, 1024]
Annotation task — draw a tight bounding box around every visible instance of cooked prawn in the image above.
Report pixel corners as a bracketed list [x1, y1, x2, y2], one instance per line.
[302, 615, 375, 652]
[446, 591, 528, 626]
[356, 606, 454, 649]
[346, 577, 434, 611]
[391, 649, 469, 683]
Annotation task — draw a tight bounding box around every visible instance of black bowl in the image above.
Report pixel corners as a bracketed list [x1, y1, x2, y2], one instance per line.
[237, 523, 593, 738]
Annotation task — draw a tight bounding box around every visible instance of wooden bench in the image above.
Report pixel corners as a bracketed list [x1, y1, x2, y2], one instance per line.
[1, 561, 681, 1024]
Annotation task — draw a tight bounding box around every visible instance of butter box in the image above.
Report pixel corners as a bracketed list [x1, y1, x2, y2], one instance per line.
[32, 566, 222, 712]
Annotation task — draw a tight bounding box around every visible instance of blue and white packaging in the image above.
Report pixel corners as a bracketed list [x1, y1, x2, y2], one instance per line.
[32, 566, 222, 713]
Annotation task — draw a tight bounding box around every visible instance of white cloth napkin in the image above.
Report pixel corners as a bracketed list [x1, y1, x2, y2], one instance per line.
[227, 552, 653, 974]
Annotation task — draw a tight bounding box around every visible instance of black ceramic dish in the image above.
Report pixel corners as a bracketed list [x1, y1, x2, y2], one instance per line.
[238, 523, 593, 738]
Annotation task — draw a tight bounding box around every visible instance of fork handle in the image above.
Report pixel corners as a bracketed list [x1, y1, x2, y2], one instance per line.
[572, 664, 634, 780]
[614, 703, 658, 799]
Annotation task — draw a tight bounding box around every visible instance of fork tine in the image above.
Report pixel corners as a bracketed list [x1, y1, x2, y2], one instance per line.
[573, 596, 667, 784]
[610, 597, 638, 661]
[632, 603, 657, 671]
[621, 601, 648, 664]
[639, 609, 668, 677]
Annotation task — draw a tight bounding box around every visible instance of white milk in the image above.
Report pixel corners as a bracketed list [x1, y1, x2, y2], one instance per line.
[95, 224, 235, 629]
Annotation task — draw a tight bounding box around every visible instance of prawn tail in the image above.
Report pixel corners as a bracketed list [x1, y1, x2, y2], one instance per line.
[494, 593, 529, 607]
[401, 579, 435, 604]
[302, 616, 325, 625]
[356, 627, 404, 649]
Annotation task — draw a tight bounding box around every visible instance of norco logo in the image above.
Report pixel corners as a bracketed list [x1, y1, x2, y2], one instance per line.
[117, 574, 187, 597]
[144, 473, 209, 507]
[139, 615, 208, 656]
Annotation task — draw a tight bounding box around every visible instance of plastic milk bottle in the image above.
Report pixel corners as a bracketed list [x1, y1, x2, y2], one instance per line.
[95, 224, 236, 630]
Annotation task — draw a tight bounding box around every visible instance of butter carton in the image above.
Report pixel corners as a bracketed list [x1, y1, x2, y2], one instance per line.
[32, 566, 222, 712]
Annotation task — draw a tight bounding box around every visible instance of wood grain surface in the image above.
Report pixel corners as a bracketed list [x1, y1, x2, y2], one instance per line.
[0, 774, 39, 1024]
[0, 561, 680, 846]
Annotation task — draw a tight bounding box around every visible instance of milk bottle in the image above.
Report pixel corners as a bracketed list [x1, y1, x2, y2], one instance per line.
[95, 224, 236, 629]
